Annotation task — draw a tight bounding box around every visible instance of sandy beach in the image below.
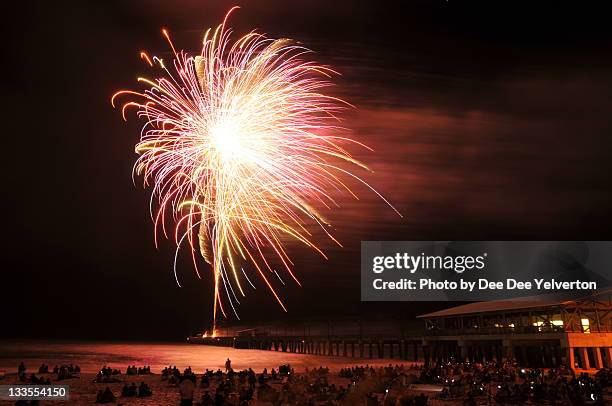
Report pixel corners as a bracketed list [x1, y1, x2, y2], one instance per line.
[2, 341, 608, 405]
[0, 340, 405, 374]
[0, 341, 415, 405]
[0, 372, 197, 405]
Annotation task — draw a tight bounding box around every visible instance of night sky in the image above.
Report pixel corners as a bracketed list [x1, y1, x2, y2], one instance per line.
[3, 1, 612, 340]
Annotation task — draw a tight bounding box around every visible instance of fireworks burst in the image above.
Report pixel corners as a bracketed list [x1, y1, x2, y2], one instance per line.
[112, 7, 399, 328]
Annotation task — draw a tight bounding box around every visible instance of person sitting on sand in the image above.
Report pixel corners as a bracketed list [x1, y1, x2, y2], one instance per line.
[95, 370, 121, 384]
[18, 362, 26, 375]
[200, 391, 213, 406]
[120, 382, 138, 398]
[239, 386, 254, 402]
[95, 387, 116, 404]
[168, 374, 179, 386]
[180, 375, 195, 406]
[248, 371, 256, 388]
[57, 366, 74, 381]
[138, 381, 152, 397]
[214, 389, 225, 406]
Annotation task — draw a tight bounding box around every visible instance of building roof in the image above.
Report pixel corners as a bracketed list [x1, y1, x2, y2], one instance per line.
[418, 288, 612, 319]
[417, 299, 569, 318]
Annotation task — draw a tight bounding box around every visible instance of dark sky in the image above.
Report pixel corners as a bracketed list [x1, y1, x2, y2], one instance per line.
[3, 1, 612, 340]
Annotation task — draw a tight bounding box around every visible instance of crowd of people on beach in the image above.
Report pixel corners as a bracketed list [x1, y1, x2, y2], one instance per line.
[94, 365, 123, 383]
[420, 359, 611, 406]
[126, 364, 152, 375]
[95, 380, 153, 403]
[166, 361, 351, 406]
[6, 358, 612, 405]
[16, 361, 81, 384]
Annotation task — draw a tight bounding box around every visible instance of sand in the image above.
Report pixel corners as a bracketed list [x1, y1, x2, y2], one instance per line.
[0, 341, 417, 405]
[0, 341, 407, 374]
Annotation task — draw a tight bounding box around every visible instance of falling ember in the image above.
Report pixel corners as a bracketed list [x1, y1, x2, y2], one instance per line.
[112, 7, 399, 329]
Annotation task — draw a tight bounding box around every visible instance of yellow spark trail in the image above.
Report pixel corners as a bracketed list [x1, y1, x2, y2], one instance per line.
[112, 7, 399, 329]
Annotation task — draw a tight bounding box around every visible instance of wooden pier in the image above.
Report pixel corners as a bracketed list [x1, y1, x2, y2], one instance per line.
[188, 318, 426, 361]
[192, 335, 424, 361]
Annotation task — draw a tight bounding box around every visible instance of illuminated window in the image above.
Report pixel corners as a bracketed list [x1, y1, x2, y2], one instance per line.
[532, 320, 563, 331]
[581, 318, 590, 333]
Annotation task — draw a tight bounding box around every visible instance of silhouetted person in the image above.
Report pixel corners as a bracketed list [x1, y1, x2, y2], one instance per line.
[214, 389, 224, 406]
[201, 391, 213, 406]
[138, 381, 152, 397]
[180, 376, 195, 406]
[95, 387, 115, 403]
